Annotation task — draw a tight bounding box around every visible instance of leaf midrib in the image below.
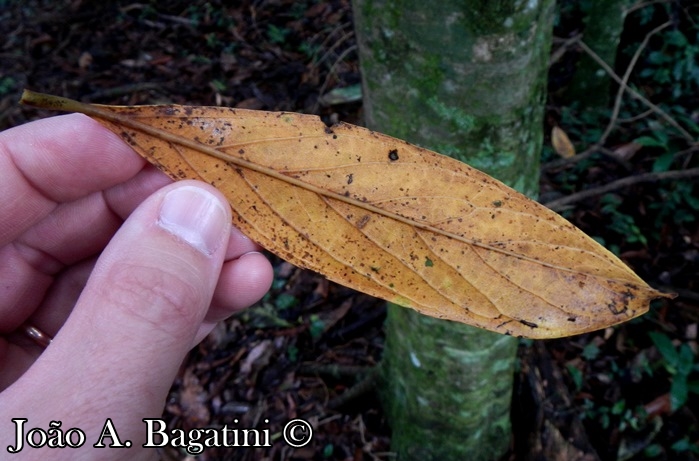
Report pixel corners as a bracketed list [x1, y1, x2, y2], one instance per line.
[20, 91, 642, 286]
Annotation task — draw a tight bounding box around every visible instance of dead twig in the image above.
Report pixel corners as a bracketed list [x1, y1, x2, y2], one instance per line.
[544, 167, 699, 211]
[597, 21, 672, 146]
[327, 369, 378, 410]
[544, 24, 695, 173]
[312, 24, 354, 69]
[543, 145, 632, 171]
[550, 35, 581, 67]
[576, 39, 695, 142]
[313, 44, 358, 113]
[298, 363, 373, 380]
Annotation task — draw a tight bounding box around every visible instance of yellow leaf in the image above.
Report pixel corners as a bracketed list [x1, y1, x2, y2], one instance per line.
[551, 125, 576, 158]
[20, 90, 674, 339]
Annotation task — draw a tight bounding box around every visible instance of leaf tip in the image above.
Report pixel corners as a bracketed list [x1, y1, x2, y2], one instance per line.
[658, 290, 678, 300]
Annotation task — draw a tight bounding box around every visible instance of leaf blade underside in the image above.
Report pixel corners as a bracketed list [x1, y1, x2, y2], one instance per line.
[20, 90, 674, 338]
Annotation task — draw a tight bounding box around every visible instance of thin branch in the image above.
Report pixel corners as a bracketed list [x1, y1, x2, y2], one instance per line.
[597, 21, 671, 146]
[618, 108, 654, 124]
[544, 168, 699, 211]
[327, 369, 378, 410]
[313, 44, 358, 113]
[544, 24, 694, 172]
[313, 25, 354, 68]
[576, 40, 695, 142]
[550, 35, 581, 67]
[543, 145, 629, 171]
[298, 363, 372, 379]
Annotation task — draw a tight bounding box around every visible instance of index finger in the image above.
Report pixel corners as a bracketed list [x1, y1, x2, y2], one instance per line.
[0, 113, 146, 245]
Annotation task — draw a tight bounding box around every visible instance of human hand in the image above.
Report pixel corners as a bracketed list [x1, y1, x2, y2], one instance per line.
[0, 113, 273, 459]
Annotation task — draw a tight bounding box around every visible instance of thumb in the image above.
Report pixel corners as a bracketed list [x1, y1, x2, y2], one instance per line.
[3, 181, 231, 455]
[66, 180, 231, 381]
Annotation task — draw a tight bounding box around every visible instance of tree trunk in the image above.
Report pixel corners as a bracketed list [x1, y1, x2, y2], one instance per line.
[566, 0, 632, 109]
[353, 1, 554, 460]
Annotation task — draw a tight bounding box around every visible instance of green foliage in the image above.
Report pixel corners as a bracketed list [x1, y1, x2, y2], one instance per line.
[236, 303, 293, 329]
[0, 76, 15, 97]
[671, 436, 699, 455]
[649, 331, 699, 411]
[599, 194, 648, 248]
[298, 41, 321, 59]
[623, 5, 699, 140]
[322, 443, 334, 458]
[649, 181, 699, 227]
[637, 29, 699, 100]
[582, 398, 647, 432]
[274, 292, 298, 310]
[581, 342, 601, 361]
[643, 443, 663, 458]
[209, 78, 226, 93]
[287, 344, 298, 362]
[267, 24, 290, 45]
[549, 2, 699, 269]
[565, 363, 583, 391]
[308, 314, 326, 340]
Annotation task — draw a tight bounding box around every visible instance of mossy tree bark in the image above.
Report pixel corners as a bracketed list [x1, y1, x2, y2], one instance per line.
[353, 1, 554, 460]
[566, 0, 633, 109]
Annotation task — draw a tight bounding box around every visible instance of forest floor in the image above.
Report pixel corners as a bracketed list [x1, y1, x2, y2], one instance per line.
[1, 1, 698, 460]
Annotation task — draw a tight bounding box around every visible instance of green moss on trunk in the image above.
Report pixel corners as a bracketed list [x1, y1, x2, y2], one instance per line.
[353, 0, 554, 459]
[382, 308, 518, 460]
[354, 0, 552, 194]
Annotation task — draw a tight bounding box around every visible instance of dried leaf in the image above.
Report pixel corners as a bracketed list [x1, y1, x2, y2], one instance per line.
[239, 340, 273, 376]
[551, 126, 576, 158]
[20, 90, 674, 339]
[612, 142, 643, 161]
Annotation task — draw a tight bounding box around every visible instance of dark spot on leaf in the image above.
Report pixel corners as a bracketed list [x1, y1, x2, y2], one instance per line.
[567, 317, 577, 322]
[519, 320, 538, 328]
[424, 257, 434, 267]
[388, 149, 399, 161]
[492, 200, 503, 207]
[239, 149, 245, 155]
[347, 174, 353, 184]
[357, 215, 370, 229]
[161, 106, 178, 116]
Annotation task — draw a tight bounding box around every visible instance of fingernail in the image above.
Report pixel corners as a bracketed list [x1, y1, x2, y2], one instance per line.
[158, 186, 228, 255]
